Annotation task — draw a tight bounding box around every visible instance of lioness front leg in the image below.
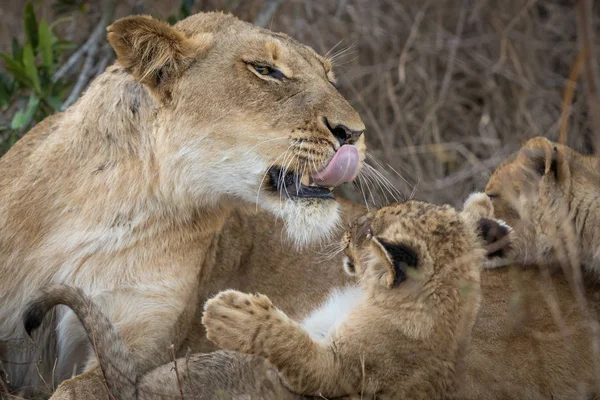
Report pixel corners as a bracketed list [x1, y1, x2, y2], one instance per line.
[202, 290, 353, 397]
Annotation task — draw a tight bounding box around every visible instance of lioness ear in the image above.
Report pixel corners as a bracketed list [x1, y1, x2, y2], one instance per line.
[371, 237, 419, 288]
[477, 218, 511, 258]
[107, 15, 211, 100]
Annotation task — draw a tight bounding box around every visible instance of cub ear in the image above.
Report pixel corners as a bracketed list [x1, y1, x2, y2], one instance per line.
[518, 137, 569, 183]
[107, 15, 211, 99]
[371, 238, 419, 288]
[477, 218, 511, 258]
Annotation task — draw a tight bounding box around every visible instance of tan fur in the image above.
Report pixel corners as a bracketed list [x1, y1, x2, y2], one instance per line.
[0, 11, 365, 397]
[483, 136, 600, 272]
[45, 200, 600, 400]
[27, 202, 504, 399]
[202, 201, 505, 399]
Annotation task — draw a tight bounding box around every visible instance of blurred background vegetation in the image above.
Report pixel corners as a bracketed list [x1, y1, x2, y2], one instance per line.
[1, 0, 599, 206]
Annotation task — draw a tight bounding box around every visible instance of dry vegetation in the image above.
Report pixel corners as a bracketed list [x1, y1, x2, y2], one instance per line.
[2, 0, 599, 206]
[2, 0, 600, 398]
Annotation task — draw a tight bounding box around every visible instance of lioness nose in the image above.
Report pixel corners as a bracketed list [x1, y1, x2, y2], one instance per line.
[324, 117, 364, 146]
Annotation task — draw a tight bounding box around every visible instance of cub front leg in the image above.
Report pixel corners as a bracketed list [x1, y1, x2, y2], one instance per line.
[202, 290, 352, 397]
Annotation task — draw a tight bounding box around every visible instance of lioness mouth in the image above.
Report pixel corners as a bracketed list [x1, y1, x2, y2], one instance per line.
[268, 144, 360, 200]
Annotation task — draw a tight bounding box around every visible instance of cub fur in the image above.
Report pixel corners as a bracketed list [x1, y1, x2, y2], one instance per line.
[23, 201, 509, 400]
[202, 201, 510, 399]
[0, 11, 365, 397]
[473, 137, 600, 272]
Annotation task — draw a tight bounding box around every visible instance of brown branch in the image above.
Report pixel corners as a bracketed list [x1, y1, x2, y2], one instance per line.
[559, 49, 587, 145]
[170, 344, 185, 400]
[0, 359, 9, 397]
[253, 0, 285, 28]
[52, 18, 105, 83]
[575, 0, 600, 152]
[59, 0, 115, 109]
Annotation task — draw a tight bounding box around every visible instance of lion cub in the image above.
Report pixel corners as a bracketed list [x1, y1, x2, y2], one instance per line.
[202, 200, 511, 399]
[467, 136, 600, 272]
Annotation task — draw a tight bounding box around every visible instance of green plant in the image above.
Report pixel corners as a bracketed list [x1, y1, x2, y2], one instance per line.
[167, 0, 196, 25]
[0, 2, 74, 151]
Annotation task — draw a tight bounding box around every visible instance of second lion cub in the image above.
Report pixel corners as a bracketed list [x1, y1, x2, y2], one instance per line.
[202, 200, 510, 399]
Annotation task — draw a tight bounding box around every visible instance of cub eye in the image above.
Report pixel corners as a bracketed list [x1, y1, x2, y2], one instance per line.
[486, 193, 498, 199]
[251, 64, 286, 80]
[343, 255, 356, 275]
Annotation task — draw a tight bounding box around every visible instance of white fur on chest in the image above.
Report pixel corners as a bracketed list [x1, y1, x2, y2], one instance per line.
[300, 286, 364, 343]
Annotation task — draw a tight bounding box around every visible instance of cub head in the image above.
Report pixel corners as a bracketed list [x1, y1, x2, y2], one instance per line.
[483, 137, 584, 265]
[106, 13, 365, 246]
[341, 201, 511, 293]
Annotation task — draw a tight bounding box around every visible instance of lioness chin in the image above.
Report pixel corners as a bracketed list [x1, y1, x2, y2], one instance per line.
[0, 11, 365, 397]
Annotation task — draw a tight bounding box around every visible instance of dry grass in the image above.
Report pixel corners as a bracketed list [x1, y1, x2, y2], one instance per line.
[2, 0, 600, 398]
[3, 0, 599, 205]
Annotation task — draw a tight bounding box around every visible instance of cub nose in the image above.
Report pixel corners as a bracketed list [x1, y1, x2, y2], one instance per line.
[324, 117, 364, 146]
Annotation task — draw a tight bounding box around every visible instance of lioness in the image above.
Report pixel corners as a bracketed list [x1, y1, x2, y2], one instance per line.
[23, 201, 509, 399]
[0, 11, 365, 397]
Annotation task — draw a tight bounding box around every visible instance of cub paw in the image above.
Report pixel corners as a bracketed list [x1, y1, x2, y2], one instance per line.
[463, 192, 494, 219]
[202, 289, 275, 354]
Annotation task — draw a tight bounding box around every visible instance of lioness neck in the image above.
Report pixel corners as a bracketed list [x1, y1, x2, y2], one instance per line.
[0, 66, 229, 338]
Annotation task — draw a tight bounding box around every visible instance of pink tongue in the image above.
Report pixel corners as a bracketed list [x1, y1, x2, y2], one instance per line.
[311, 145, 360, 187]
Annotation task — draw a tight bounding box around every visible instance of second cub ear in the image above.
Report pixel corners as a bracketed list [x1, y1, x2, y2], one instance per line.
[107, 15, 212, 99]
[518, 137, 569, 184]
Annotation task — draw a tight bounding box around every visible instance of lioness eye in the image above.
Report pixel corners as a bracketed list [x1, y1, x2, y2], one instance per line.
[252, 64, 286, 80]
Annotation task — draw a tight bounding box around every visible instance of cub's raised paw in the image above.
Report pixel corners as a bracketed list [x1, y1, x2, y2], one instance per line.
[463, 192, 494, 219]
[202, 289, 275, 354]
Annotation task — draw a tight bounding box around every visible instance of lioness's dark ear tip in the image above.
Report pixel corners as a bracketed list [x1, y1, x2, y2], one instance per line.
[478, 218, 511, 258]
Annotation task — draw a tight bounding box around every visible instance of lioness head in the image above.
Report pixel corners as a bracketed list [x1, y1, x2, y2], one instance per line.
[106, 13, 365, 246]
[483, 137, 598, 267]
[341, 201, 510, 292]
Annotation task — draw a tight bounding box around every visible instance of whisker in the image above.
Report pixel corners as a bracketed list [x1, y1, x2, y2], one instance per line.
[358, 169, 377, 208]
[363, 164, 401, 204]
[255, 143, 295, 211]
[409, 177, 421, 200]
[325, 39, 345, 58]
[355, 174, 371, 212]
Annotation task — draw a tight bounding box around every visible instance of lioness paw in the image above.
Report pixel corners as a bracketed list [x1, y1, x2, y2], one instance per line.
[202, 290, 275, 354]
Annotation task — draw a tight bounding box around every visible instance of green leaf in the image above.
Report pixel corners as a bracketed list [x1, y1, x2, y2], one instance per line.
[49, 16, 72, 31]
[22, 43, 41, 93]
[8, 132, 19, 147]
[180, 0, 195, 18]
[45, 96, 63, 111]
[11, 93, 39, 130]
[11, 38, 22, 62]
[23, 2, 39, 50]
[53, 40, 76, 52]
[39, 19, 53, 71]
[0, 81, 10, 109]
[167, 15, 178, 25]
[1, 53, 30, 87]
